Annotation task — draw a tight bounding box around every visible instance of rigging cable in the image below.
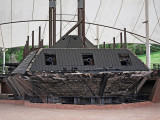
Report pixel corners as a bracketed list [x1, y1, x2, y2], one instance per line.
[99, 0, 124, 40]
[60, 0, 62, 38]
[152, 0, 160, 27]
[150, 18, 160, 38]
[27, 0, 36, 35]
[150, 0, 160, 38]
[42, 15, 49, 39]
[85, 16, 95, 40]
[132, 1, 144, 32]
[1, 20, 159, 44]
[132, 1, 145, 43]
[113, 0, 124, 27]
[32, 0, 36, 20]
[86, 0, 103, 35]
[130, 33, 160, 51]
[56, 11, 77, 37]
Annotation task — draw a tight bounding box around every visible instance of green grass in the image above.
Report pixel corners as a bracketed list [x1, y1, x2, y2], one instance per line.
[137, 51, 160, 64]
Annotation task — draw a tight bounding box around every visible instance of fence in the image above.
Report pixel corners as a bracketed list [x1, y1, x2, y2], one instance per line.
[25, 94, 149, 105]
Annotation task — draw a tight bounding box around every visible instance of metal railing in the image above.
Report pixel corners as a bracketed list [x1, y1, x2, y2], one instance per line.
[25, 94, 149, 105]
[152, 63, 160, 70]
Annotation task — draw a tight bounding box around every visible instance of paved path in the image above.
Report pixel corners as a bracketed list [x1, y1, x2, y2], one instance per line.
[0, 103, 160, 120]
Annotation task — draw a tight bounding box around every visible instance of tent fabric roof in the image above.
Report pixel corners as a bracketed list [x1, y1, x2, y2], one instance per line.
[0, 0, 160, 48]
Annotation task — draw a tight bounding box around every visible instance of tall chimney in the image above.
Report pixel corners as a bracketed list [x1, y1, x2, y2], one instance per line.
[32, 31, 34, 50]
[124, 28, 127, 49]
[120, 32, 123, 49]
[78, 0, 85, 48]
[49, 0, 56, 47]
[39, 26, 41, 48]
[113, 37, 116, 49]
[103, 42, 105, 49]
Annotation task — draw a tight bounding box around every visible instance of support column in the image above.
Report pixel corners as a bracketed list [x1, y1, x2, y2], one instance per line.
[145, 0, 150, 68]
[91, 98, 96, 104]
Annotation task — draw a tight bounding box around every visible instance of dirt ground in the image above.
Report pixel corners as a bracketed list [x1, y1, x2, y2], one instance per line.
[0, 103, 160, 120]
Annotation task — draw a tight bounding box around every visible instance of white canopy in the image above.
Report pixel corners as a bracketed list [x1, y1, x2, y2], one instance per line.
[0, 0, 160, 48]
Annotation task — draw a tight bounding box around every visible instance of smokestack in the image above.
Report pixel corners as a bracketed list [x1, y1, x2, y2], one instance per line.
[113, 37, 116, 49]
[103, 42, 105, 49]
[120, 32, 123, 49]
[27, 36, 29, 53]
[39, 26, 41, 48]
[40, 39, 43, 48]
[32, 31, 34, 50]
[124, 28, 127, 49]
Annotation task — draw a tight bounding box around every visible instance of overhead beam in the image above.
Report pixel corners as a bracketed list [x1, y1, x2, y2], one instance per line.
[1, 20, 160, 45]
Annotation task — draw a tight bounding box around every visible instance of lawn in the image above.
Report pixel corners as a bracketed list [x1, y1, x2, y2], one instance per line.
[137, 51, 160, 65]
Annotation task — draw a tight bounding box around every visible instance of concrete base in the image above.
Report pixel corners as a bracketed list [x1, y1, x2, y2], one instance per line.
[0, 100, 153, 110]
[150, 76, 160, 103]
[0, 82, 1, 94]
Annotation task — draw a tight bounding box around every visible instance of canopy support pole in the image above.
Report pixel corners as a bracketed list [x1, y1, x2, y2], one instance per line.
[145, 0, 150, 68]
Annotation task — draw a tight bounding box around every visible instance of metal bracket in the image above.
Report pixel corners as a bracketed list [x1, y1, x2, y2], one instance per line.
[142, 20, 148, 24]
[78, 0, 83, 8]
[49, 1, 56, 8]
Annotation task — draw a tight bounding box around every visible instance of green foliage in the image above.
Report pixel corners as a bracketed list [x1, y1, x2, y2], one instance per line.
[99, 43, 160, 55]
[0, 44, 160, 68]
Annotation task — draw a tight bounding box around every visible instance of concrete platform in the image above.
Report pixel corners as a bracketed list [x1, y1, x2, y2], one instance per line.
[0, 103, 160, 120]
